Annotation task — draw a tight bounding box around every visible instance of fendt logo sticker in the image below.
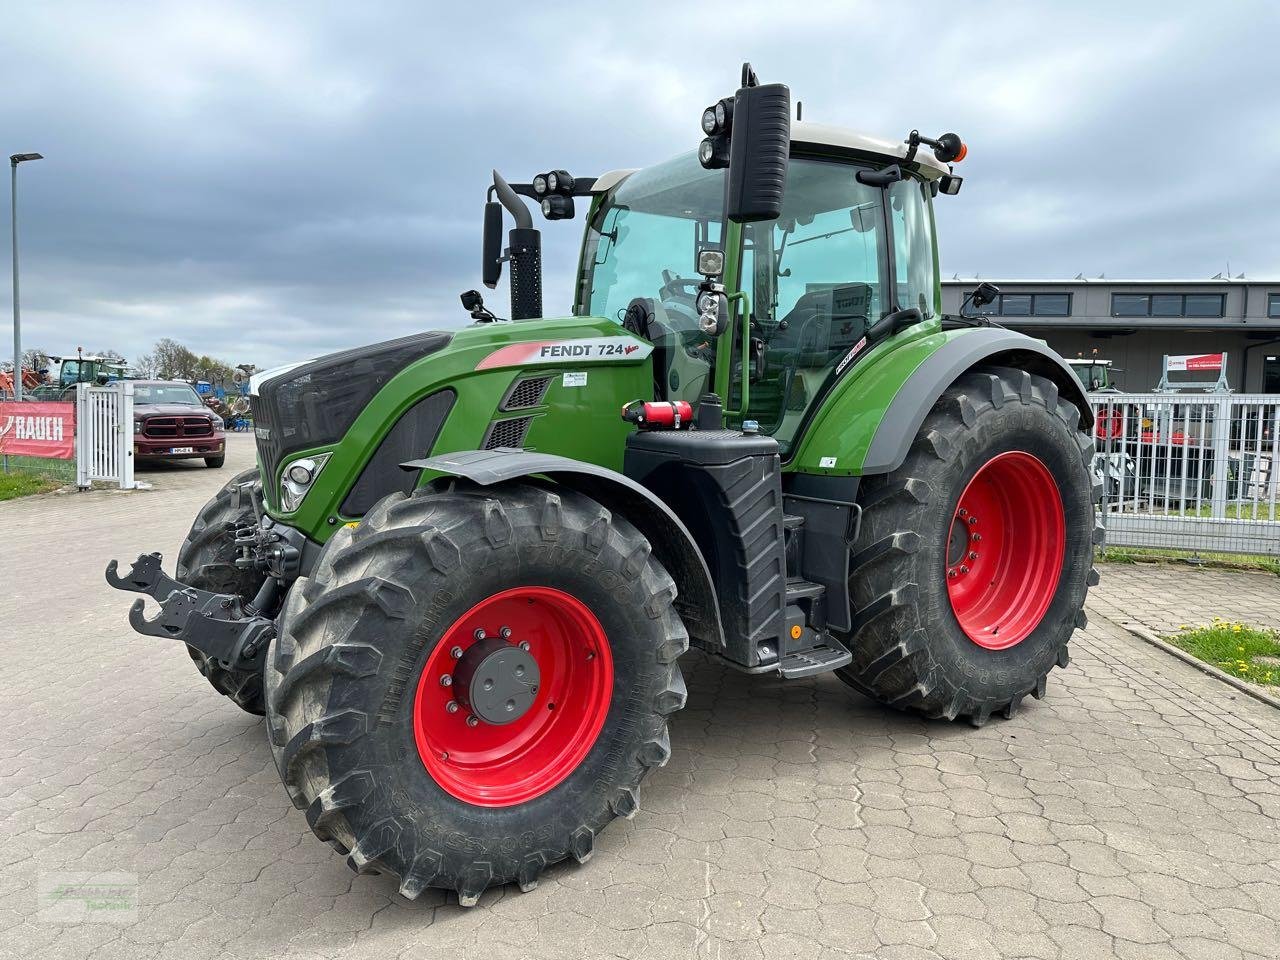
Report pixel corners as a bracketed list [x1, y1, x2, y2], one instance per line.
[476, 336, 653, 371]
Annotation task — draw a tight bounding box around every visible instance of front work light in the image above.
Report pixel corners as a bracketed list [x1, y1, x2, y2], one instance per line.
[532, 174, 549, 196]
[541, 195, 575, 220]
[547, 170, 574, 195]
[698, 136, 730, 170]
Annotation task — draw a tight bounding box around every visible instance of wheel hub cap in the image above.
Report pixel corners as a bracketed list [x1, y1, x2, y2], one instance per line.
[452, 637, 541, 725]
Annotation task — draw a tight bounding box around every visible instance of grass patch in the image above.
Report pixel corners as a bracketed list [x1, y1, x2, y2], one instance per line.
[1098, 546, 1280, 577]
[1166, 620, 1280, 687]
[0, 470, 61, 501]
[1, 454, 76, 484]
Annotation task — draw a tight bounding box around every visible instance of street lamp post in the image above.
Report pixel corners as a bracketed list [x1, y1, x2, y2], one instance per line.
[10, 152, 43, 401]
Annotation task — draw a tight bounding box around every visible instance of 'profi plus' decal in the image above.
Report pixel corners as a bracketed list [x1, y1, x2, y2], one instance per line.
[476, 336, 654, 371]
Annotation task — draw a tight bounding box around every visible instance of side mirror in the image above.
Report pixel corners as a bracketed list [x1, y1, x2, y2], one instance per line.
[725, 82, 791, 223]
[971, 282, 1000, 308]
[482, 201, 503, 289]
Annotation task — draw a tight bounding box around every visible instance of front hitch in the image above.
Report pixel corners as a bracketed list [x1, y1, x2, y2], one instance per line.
[106, 553, 275, 669]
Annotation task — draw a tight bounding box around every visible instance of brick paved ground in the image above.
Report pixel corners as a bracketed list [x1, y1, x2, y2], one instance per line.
[2, 436, 1278, 959]
[1089, 563, 1280, 635]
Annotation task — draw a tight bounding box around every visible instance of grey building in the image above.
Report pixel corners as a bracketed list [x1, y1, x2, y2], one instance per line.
[940, 278, 1280, 393]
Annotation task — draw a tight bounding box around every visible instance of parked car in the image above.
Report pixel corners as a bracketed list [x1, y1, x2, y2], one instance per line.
[132, 380, 226, 468]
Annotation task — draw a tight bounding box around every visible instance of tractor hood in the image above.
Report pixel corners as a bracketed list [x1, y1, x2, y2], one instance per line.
[249, 330, 454, 498]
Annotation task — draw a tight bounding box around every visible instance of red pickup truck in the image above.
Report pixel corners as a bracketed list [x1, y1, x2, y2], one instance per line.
[132, 380, 226, 468]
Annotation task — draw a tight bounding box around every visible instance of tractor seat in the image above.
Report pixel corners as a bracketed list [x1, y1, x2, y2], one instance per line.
[771, 284, 872, 369]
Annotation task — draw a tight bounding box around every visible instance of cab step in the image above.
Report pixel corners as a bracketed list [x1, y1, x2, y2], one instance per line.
[779, 640, 853, 679]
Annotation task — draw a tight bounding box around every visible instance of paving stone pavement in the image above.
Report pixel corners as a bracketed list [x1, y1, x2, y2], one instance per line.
[2, 434, 1278, 960]
[1088, 562, 1280, 636]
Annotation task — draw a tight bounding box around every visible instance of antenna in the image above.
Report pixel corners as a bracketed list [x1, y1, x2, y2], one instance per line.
[796, 100, 803, 121]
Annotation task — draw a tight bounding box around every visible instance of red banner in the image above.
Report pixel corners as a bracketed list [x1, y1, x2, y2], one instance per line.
[0, 401, 76, 459]
[1167, 353, 1224, 372]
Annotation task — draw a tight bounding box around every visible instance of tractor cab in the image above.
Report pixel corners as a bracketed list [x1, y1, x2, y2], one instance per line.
[577, 129, 946, 450]
[1067, 357, 1121, 393]
[33, 353, 130, 399]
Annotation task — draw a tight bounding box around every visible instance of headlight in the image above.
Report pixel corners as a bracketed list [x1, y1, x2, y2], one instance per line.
[133, 420, 144, 435]
[279, 454, 330, 511]
[701, 106, 718, 135]
[532, 174, 548, 196]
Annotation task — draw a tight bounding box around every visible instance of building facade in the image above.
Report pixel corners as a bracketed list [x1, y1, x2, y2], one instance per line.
[940, 278, 1280, 393]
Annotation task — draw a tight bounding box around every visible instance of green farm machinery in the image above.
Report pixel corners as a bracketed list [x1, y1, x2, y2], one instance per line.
[108, 64, 1099, 905]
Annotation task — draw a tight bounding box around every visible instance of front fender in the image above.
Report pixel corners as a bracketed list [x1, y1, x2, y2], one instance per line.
[790, 326, 1091, 476]
[403, 448, 726, 653]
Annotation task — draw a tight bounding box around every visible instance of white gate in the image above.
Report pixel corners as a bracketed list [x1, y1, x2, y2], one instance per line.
[75, 381, 136, 489]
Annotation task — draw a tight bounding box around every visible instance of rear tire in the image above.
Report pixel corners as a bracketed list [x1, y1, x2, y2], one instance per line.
[836, 368, 1102, 725]
[176, 467, 268, 714]
[264, 480, 688, 905]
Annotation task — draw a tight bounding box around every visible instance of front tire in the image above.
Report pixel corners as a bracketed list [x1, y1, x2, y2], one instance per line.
[836, 368, 1101, 725]
[265, 480, 688, 905]
[176, 467, 268, 714]
[204, 454, 225, 468]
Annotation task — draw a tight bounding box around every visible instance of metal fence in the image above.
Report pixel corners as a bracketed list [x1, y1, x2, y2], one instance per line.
[1089, 392, 1280, 557]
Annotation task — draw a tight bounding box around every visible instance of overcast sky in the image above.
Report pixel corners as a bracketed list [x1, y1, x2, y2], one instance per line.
[3, 1, 1278, 369]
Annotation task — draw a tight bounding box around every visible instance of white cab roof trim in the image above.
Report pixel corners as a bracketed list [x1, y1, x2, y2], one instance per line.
[790, 122, 949, 179]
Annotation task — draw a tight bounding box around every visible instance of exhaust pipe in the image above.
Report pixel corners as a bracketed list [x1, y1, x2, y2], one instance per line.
[492, 170, 542, 320]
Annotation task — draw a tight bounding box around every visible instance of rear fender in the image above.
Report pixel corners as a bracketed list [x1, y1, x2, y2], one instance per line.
[790, 326, 1091, 476]
[403, 449, 726, 653]
[862, 328, 1092, 474]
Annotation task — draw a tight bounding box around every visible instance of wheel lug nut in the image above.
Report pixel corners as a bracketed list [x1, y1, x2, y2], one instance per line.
[968, 551, 978, 561]
[960, 564, 970, 574]
[446, 701, 459, 714]
[958, 508, 968, 517]
[439, 674, 452, 687]
[948, 569, 957, 579]
[466, 715, 479, 728]
[519, 640, 530, 651]
[968, 516, 978, 525]
[500, 626, 512, 639]
[473, 628, 486, 641]
[450, 646, 463, 659]
[971, 533, 982, 542]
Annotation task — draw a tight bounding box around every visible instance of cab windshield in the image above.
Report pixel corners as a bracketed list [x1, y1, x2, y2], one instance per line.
[135, 383, 204, 405]
[576, 152, 938, 453]
[576, 152, 724, 323]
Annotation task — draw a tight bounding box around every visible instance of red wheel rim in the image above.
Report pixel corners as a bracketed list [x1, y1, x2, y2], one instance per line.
[412, 586, 613, 807]
[945, 452, 1065, 650]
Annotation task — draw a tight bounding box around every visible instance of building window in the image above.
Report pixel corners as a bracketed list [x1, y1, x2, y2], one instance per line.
[1112, 294, 1150, 317]
[966, 292, 1072, 317]
[1269, 293, 1280, 319]
[1034, 293, 1071, 316]
[1110, 293, 1225, 318]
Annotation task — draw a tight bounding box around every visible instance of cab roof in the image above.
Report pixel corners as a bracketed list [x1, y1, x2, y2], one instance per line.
[594, 121, 952, 193]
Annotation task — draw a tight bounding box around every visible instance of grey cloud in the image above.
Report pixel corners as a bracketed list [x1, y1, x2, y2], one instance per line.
[2, 1, 1277, 369]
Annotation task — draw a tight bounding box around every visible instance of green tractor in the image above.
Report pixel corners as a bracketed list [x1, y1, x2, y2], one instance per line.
[30, 352, 130, 399]
[108, 65, 1100, 906]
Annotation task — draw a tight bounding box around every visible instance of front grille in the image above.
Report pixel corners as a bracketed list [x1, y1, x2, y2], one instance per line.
[501, 376, 552, 410]
[483, 417, 532, 450]
[251, 330, 453, 502]
[143, 416, 214, 439]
